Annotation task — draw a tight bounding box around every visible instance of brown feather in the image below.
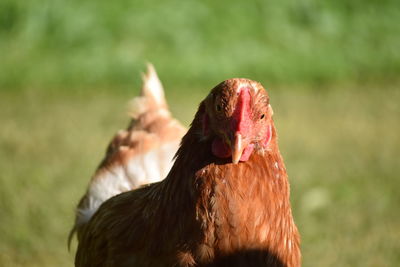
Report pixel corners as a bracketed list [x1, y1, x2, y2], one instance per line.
[75, 79, 300, 267]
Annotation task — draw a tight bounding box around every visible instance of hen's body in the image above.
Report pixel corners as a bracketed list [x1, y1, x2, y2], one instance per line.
[70, 65, 186, 243]
[75, 79, 300, 267]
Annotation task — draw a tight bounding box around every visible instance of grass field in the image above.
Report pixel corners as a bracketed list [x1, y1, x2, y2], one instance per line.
[1, 0, 400, 89]
[0, 84, 399, 266]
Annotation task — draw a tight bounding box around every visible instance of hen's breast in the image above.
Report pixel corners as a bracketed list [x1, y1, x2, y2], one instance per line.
[193, 151, 299, 266]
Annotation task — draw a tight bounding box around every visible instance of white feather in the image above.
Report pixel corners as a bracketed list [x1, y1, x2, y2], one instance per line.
[77, 140, 180, 225]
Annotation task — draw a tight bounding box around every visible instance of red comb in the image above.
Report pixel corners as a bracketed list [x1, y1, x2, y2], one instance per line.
[231, 87, 252, 135]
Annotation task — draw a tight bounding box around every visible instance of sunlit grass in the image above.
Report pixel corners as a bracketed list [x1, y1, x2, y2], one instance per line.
[1, 0, 399, 89]
[0, 85, 399, 266]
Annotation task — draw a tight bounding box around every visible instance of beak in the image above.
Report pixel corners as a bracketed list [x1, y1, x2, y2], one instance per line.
[231, 132, 244, 164]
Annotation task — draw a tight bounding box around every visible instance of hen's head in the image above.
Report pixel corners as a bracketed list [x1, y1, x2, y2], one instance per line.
[201, 78, 274, 164]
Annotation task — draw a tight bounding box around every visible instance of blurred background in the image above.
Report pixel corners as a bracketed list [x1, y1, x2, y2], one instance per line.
[0, 0, 399, 266]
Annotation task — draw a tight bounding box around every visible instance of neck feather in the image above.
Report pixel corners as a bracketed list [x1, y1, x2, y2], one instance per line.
[160, 105, 300, 266]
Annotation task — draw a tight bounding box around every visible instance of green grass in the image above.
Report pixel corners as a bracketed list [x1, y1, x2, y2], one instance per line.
[1, 0, 400, 90]
[0, 84, 399, 266]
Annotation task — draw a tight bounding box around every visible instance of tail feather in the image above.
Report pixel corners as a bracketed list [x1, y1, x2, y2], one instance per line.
[128, 63, 168, 118]
[141, 63, 166, 106]
[68, 63, 172, 250]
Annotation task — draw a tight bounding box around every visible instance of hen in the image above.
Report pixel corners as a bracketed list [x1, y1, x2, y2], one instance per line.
[75, 79, 301, 267]
[69, 64, 186, 245]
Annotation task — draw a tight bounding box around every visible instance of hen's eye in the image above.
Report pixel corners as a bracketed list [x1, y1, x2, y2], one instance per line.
[260, 114, 265, 120]
[216, 104, 222, 112]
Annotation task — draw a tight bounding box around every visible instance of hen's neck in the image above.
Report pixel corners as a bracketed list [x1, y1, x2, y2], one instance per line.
[163, 111, 300, 266]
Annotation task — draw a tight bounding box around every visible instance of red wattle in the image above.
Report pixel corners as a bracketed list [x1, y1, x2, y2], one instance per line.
[240, 144, 254, 161]
[211, 138, 231, 159]
[211, 138, 255, 162]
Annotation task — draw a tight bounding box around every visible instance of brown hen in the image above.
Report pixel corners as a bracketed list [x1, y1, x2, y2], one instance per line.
[75, 78, 301, 267]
